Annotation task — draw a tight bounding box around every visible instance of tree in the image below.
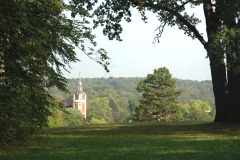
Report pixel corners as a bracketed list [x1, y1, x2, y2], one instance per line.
[128, 99, 139, 121]
[71, 0, 240, 122]
[48, 108, 85, 127]
[178, 100, 213, 121]
[88, 97, 114, 124]
[0, 0, 110, 143]
[176, 79, 214, 107]
[135, 67, 180, 121]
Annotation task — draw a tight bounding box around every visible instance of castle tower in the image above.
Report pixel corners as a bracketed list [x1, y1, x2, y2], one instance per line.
[73, 74, 87, 118]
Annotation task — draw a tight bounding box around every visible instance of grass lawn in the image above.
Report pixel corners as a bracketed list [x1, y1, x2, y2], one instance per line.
[1, 121, 240, 160]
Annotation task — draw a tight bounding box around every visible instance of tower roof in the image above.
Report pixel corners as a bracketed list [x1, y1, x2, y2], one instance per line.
[74, 73, 86, 100]
[78, 73, 83, 90]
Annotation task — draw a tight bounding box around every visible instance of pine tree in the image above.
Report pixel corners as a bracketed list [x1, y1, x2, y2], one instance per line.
[135, 67, 180, 121]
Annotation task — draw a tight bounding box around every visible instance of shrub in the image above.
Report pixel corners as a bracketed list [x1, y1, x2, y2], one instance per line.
[48, 108, 85, 128]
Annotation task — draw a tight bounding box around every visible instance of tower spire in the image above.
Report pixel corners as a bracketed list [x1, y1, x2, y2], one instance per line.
[78, 73, 82, 90]
[73, 72, 87, 119]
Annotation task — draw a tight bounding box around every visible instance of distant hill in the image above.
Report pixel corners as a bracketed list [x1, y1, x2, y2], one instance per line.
[48, 77, 214, 122]
[48, 77, 214, 106]
[175, 79, 214, 106]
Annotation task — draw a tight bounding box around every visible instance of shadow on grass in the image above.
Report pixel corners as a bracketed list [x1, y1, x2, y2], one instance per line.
[47, 122, 240, 137]
[1, 122, 240, 160]
[2, 135, 240, 160]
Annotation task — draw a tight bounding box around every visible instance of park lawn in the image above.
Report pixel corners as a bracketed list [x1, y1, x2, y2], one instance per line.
[1, 121, 240, 160]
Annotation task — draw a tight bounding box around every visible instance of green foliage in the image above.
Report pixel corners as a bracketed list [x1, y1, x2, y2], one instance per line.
[0, 83, 57, 144]
[135, 67, 180, 121]
[49, 77, 214, 123]
[49, 77, 142, 123]
[48, 108, 85, 128]
[127, 99, 139, 121]
[48, 110, 65, 128]
[178, 100, 214, 121]
[89, 0, 204, 42]
[0, 0, 109, 144]
[63, 108, 85, 126]
[176, 80, 214, 106]
[88, 97, 114, 124]
[211, 26, 240, 72]
[89, 118, 108, 124]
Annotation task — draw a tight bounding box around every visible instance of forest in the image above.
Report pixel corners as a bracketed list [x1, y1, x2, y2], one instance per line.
[48, 77, 215, 124]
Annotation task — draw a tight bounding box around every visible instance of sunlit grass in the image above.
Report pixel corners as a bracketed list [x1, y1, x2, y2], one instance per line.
[1, 121, 240, 160]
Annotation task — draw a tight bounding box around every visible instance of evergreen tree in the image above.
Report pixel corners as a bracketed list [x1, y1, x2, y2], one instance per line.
[135, 67, 180, 121]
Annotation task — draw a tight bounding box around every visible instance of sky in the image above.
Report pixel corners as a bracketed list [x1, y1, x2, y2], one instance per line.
[63, 6, 212, 81]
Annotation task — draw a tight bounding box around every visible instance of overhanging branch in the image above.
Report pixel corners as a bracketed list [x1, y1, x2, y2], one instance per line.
[163, 6, 207, 47]
[147, 2, 207, 48]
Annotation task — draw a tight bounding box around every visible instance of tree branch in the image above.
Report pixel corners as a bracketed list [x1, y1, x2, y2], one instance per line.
[162, 6, 207, 47]
[147, 2, 207, 48]
[154, 20, 167, 43]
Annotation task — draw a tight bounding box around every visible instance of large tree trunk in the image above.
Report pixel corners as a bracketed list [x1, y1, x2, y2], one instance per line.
[227, 65, 240, 122]
[203, 1, 230, 122]
[221, 2, 240, 122]
[209, 57, 229, 122]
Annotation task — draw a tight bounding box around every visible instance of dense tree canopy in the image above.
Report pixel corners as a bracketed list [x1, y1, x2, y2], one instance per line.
[135, 67, 180, 121]
[88, 97, 114, 124]
[178, 100, 213, 121]
[73, 0, 240, 122]
[0, 0, 109, 143]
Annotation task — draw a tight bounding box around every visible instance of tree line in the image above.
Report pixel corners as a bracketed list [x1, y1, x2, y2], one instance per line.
[50, 77, 215, 107]
[48, 71, 215, 124]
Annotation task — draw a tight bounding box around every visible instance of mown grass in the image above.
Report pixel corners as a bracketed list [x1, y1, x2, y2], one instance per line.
[1, 121, 240, 160]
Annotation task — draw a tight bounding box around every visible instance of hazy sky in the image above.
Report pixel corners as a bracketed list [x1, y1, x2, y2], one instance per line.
[63, 6, 211, 81]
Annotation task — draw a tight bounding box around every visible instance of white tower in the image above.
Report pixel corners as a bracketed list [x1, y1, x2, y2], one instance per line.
[73, 74, 87, 118]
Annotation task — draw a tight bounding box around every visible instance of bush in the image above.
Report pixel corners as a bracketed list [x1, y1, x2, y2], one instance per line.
[48, 108, 85, 128]
[63, 108, 85, 126]
[89, 118, 108, 124]
[177, 100, 214, 121]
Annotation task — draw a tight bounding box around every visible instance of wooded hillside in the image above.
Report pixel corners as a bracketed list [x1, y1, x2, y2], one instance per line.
[48, 77, 214, 123]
